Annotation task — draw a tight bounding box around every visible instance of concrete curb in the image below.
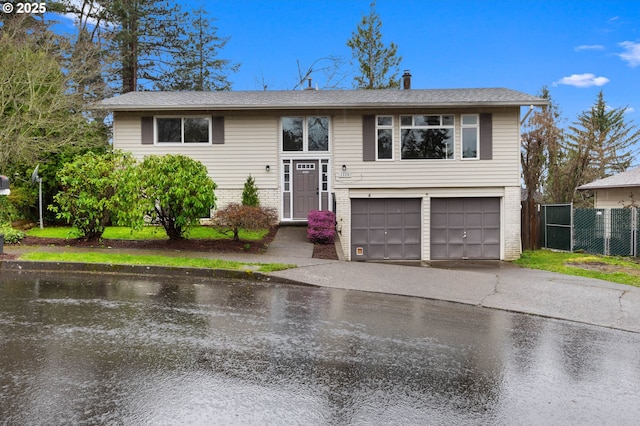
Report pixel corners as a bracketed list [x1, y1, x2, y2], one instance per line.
[0, 260, 309, 286]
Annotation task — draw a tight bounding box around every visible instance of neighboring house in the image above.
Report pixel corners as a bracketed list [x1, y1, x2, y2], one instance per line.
[577, 167, 640, 208]
[100, 82, 546, 261]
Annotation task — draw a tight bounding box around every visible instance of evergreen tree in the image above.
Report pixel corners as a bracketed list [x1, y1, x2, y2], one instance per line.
[242, 175, 260, 207]
[561, 91, 640, 205]
[548, 91, 640, 206]
[346, 1, 402, 89]
[106, 0, 186, 92]
[154, 7, 238, 91]
[61, 1, 237, 93]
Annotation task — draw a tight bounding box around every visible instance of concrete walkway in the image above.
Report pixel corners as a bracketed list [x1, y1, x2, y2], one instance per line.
[262, 225, 315, 259]
[2, 226, 639, 333]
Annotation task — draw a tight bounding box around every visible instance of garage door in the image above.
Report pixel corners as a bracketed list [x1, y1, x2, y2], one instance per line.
[351, 199, 421, 260]
[431, 198, 500, 260]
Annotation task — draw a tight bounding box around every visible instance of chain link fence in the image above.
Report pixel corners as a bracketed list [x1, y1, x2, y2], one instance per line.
[541, 205, 638, 256]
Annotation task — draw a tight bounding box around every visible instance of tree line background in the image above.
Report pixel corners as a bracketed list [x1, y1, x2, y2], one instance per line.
[0, 0, 639, 227]
[522, 88, 640, 209]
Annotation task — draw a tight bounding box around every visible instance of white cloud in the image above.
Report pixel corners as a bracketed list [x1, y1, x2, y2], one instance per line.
[618, 41, 640, 67]
[625, 107, 635, 114]
[574, 45, 605, 51]
[554, 73, 610, 88]
[59, 0, 105, 28]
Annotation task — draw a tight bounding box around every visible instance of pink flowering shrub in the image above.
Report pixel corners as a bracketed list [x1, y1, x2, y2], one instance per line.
[307, 210, 336, 244]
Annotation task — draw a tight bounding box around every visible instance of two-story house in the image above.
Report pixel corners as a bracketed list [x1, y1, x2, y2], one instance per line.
[100, 82, 546, 262]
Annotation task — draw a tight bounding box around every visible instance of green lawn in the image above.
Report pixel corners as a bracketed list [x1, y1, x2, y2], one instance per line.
[515, 250, 640, 287]
[18, 225, 290, 273]
[26, 225, 268, 241]
[19, 251, 295, 273]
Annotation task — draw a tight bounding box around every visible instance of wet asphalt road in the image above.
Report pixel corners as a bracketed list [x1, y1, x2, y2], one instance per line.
[1, 271, 639, 425]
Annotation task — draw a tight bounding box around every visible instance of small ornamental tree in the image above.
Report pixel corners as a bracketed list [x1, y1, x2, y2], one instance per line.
[115, 154, 217, 240]
[242, 174, 260, 206]
[49, 151, 135, 240]
[214, 203, 277, 241]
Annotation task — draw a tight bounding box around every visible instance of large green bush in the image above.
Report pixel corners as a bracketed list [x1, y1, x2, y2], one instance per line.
[49, 151, 134, 239]
[116, 154, 217, 240]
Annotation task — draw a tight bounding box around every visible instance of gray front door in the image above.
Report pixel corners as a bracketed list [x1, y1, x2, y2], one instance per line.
[351, 198, 421, 260]
[430, 197, 500, 260]
[293, 160, 319, 219]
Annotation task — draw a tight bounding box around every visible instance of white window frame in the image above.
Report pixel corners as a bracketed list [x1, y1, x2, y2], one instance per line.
[399, 114, 455, 160]
[376, 115, 394, 161]
[154, 116, 212, 145]
[461, 114, 480, 160]
[280, 116, 331, 153]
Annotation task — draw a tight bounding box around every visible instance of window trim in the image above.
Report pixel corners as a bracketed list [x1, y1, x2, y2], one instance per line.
[399, 114, 455, 160]
[461, 114, 480, 160]
[154, 116, 213, 145]
[375, 115, 394, 161]
[280, 116, 331, 153]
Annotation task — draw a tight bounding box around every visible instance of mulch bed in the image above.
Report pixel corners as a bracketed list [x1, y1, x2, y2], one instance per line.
[1, 226, 340, 260]
[312, 242, 339, 260]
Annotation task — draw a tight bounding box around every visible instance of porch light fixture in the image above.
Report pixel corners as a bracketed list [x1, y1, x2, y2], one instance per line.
[342, 164, 347, 172]
[265, 165, 270, 172]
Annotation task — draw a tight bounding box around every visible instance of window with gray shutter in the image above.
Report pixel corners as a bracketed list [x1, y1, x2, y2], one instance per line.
[212, 116, 225, 144]
[141, 117, 154, 145]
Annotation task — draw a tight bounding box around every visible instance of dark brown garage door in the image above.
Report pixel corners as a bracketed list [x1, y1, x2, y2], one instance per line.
[430, 198, 500, 260]
[351, 198, 421, 260]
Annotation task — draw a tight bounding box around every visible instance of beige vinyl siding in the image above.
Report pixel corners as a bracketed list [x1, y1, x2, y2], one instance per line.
[332, 108, 521, 189]
[594, 188, 640, 209]
[113, 111, 279, 191]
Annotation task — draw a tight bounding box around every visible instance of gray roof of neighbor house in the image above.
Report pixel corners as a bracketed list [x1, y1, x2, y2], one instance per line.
[99, 88, 548, 111]
[577, 167, 640, 190]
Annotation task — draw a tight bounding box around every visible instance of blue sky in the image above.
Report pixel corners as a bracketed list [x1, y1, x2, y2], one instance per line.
[200, 0, 640, 127]
[58, 0, 640, 128]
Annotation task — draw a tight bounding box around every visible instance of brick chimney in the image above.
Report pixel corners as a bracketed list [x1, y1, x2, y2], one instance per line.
[402, 70, 412, 90]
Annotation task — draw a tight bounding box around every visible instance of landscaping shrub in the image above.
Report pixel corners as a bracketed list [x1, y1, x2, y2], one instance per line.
[49, 151, 135, 239]
[0, 224, 25, 244]
[214, 203, 277, 241]
[307, 210, 336, 244]
[242, 174, 260, 206]
[116, 154, 217, 240]
[0, 196, 20, 224]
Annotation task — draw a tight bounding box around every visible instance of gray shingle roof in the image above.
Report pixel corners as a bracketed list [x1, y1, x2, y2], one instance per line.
[99, 88, 547, 111]
[577, 167, 640, 190]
